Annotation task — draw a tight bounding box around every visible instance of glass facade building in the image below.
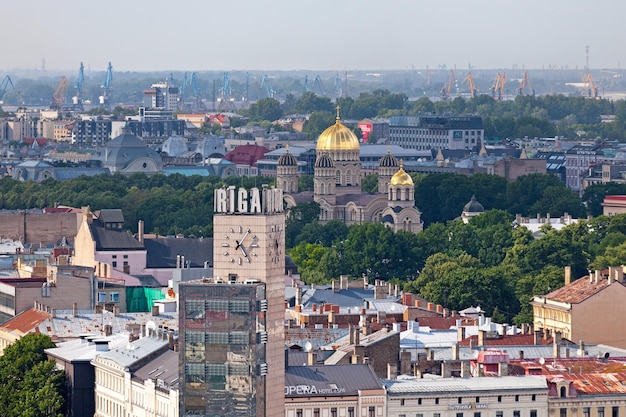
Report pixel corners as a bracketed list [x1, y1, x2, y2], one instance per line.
[179, 281, 267, 417]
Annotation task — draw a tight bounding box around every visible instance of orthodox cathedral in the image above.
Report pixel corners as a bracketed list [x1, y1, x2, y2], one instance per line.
[281, 109, 423, 233]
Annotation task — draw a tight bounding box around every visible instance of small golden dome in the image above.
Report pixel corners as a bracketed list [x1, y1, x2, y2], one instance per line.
[316, 107, 360, 152]
[390, 160, 413, 186]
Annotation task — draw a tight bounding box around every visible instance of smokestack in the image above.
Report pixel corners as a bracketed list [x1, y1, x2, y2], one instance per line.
[138, 220, 144, 243]
[295, 286, 302, 307]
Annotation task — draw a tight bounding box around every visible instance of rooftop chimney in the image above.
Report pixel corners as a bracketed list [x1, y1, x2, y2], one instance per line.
[307, 350, 318, 366]
[564, 266, 571, 285]
[340, 275, 348, 290]
[138, 220, 144, 243]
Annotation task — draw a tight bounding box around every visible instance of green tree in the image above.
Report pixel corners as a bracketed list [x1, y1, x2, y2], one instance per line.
[246, 97, 282, 122]
[0, 334, 65, 417]
[361, 174, 378, 193]
[302, 110, 334, 139]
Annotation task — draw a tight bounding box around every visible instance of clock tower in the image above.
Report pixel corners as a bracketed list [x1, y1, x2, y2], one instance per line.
[212, 185, 285, 417]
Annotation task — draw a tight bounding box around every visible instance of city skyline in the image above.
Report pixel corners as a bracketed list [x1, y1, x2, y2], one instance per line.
[3, 0, 625, 73]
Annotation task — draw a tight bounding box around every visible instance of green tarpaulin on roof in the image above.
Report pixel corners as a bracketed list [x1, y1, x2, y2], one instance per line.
[126, 287, 165, 312]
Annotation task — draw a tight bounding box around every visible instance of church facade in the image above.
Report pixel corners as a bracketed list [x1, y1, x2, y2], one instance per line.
[281, 110, 423, 233]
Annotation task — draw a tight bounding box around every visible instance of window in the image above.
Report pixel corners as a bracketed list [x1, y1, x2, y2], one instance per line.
[514, 411, 521, 417]
[112, 255, 117, 259]
[474, 413, 481, 417]
[613, 407, 619, 417]
[458, 397, 463, 404]
[98, 292, 107, 303]
[123, 255, 128, 259]
[435, 398, 439, 405]
[515, 395, 519, 402]
[560, 408, 567, 417]
[434, 414, 441, 417]
[348, 408, 355, 417]
[331, 408, 337, 417]
[476, 397, 480, 403]
[560, 387, 567, 398]
[112, 261, 117, 268]
[401, 399, 406, 406]
[531, 411, 537, 417]
[598, 408, 605, 417]
[531, 394, 536, 401]
[496, 412, 503, 417]
[109, 292, 119, 303]
[314, 409, 320, 417]
[418, 399, 422, 405]
[368, 406, 375, 417]
[296, 410, 303, 417]
[456, 413, 464, 417]
[498, 396, 502, 403]
[583, 408, 590, 417]
[417, 414, 424, 417]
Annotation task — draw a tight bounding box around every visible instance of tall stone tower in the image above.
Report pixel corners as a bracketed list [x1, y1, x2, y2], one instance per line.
[179, 185, 285, 417]
[276, 145, 299, 194]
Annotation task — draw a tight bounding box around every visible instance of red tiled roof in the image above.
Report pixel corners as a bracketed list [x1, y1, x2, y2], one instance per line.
[1, 308, 50, 333]
[543, 275, 616, 304]
[224, 144, 270, 167]
[548, 372, 626, 395]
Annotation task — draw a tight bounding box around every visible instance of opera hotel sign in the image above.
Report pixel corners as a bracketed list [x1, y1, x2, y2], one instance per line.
[285, 385, 346, 396]
[214, 186, 283, 214]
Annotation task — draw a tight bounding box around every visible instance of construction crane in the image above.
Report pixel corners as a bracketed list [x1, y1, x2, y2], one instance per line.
[99, 62, 113, 108]
[462, 71, 479, 98]
[518, 71, 534, 96]
[178, 72, 188, 111]
[440, 70, 455, 100]
[259, 75, 276, 98]
[72, 62, 85, 110]
[583, 72, 600, 99]
[304, 75, 311, 92]
[0, 75, 14, 103]
[489, 72, 506, 101]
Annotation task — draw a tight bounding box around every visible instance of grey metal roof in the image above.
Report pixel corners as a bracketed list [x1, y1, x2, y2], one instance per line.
[144, 237, 213, 268]
[133, 349, 180, 391]
[301, 287, 374, 309]
[45, 334, 129, 362]
[90, 224, 145, 251]
[285, 364, 381, 397]
[382, 375, 547, 395]
[95, 335, 170, 369]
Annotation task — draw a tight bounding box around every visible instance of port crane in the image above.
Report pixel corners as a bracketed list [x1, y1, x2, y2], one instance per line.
[517, 71, 534, 96]
[0, 75, 14, 103]
[72, 62, 85, 110]
[51, 76, 68, 110]
[440, 70, 455, 100]
[489, 72, 506, 101]
[462, 72, 479, 99]
[259, 75, 276, 98]
[219, 72, 233, 102]
[334, 73, 343, 98]
[583, 73, 600, 99]
[99, 62, 113, 108]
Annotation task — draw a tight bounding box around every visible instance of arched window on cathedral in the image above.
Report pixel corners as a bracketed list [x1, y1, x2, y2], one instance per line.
[346, 170, 352, 185]
[351, 209, 357, 222]
[335, 170, 341, 185]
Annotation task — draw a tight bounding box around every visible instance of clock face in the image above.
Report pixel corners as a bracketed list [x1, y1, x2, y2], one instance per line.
[268, 224, 283, 263]
[221, 225, 259, 265]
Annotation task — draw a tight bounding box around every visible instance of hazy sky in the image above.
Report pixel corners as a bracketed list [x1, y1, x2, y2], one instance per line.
[3, 0, 624, 73]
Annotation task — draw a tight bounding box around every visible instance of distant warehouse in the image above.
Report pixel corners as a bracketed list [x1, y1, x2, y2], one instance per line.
[388, 114, 484, 151]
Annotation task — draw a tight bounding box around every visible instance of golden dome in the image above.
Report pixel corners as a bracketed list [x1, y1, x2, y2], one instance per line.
[390, 160, 414, 186]
[316, 107, 360, 152]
